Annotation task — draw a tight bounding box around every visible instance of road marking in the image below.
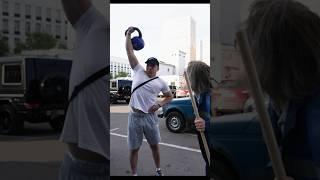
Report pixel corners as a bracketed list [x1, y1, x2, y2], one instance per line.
[111, 132, 201, 153]
[110, 128, 119, 132]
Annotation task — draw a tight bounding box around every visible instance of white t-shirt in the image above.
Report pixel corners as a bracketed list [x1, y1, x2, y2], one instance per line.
[59, 5, 109, 160]
[129, 64, 170, 113]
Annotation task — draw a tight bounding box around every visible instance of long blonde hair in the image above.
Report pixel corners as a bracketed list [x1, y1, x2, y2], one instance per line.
[186, 61, 212, 95]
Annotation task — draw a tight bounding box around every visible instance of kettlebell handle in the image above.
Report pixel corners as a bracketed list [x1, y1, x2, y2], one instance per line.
[125, 27, 142, 38]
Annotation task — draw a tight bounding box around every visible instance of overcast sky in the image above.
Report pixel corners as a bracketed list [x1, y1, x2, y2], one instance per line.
[110, 3, 210, 64]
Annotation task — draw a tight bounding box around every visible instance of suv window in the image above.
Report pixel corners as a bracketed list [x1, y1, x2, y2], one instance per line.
[2, 64, 22, 85]
[169, 85, 176, 90]
[111, 81, 116, 89]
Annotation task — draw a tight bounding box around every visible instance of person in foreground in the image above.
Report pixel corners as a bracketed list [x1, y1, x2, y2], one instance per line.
[125, 26, 173, 176]
[186, 61, 214, 177]
[244, 0, 320, 179]
[59, 0, 109, 179]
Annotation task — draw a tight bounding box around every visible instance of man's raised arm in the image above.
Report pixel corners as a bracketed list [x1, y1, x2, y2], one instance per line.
[125, 27, 139, 69]
[61, 0, 91, 25]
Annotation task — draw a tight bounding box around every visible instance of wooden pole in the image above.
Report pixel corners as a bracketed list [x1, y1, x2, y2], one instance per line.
[184, 71, 211, 165]
[236, 30, 287, 180]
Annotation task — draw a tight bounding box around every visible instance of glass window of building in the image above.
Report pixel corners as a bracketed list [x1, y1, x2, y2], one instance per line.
[2, 0, 9, 13]
[55, 25, 61, 38]
[56, 9, 61, 22]
[14, 2, 20, 16]
[25, 4, 31, 18]
[35, 23, 41, 32]
[25, 21, 31, 34]
[14, 20, 20, 34]
[36, 6, 42, 20]
[46, 8, 51, 21]
[46, 24, 51, 33]
[14, 38, 20, 46]
[2, 19, 9, 33]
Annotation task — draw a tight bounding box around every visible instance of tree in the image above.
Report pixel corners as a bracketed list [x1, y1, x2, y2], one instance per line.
[14, 42, 26, 54]
[25, 32, 57, 50]
[0, 37, 9, 57]
[57, 43, 67, 49]
[115, 71, 129, 78]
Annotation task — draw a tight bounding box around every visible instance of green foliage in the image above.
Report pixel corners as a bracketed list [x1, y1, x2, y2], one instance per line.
[115, 71, 129, 78]
[25, 32, 57, 50]
[0, 37, 9, 57]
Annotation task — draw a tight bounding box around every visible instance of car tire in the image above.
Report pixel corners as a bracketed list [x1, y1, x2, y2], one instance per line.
[0, 105, 24, 134]
[209, 158, 238, 180]
[39, 73, 69, 104]
[49, 115, 65, 132]
[166, 111, 186, 133]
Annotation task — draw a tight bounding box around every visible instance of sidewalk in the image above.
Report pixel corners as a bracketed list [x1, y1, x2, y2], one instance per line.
[0, 140, 66, 180]
[0, 161, 61, 180]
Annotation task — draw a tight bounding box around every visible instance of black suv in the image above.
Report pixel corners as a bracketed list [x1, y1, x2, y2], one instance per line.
[110, 79, 132, 104]
[0, 56, 72, 134]
[169, 85, 177, 98]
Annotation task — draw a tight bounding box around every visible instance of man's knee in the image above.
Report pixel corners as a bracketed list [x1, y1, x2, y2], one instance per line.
[130, 148, 140, 154]
[149, 144, 159, 151]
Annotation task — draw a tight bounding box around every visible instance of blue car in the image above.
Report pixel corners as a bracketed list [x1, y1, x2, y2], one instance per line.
[158, 97, 195, 133]
[158, 97, 274, 180]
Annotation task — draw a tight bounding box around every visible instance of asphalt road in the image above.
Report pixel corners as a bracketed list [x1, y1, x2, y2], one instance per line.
[110, 103, 206, 176]
[0, 122, 66, 180]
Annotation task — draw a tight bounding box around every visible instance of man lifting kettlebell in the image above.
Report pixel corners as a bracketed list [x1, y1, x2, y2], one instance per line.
[125, 26, 173, 176]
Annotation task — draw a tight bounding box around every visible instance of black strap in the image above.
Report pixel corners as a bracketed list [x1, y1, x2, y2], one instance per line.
[68, 65, 110, 106]
[131, 77, 159, 95]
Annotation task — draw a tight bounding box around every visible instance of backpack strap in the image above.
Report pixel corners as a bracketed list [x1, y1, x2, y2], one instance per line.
[131, 76, 159, 95]
[67, 65, 109, 107]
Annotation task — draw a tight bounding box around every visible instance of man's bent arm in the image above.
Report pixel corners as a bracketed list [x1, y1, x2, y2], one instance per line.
[61, 0, 91, 25]
[125, 28, 139, 69]
[159, 91, 173, 107]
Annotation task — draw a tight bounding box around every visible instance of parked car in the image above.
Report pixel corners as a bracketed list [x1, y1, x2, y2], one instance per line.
[110, 79, 132, 104]
[208, 113, 273, 180]
[213, 80, 250, 115]
[158, 97, 274, 180]
[169, 85, 177, 98]
[158, 97, 194, 133]
[243, 96, 270, 113]
[0, 55, 72, 134]
[176, 89, 189, 98]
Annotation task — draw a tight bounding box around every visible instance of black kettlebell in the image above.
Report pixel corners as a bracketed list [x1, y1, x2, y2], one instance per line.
[125, 27, 145, 51]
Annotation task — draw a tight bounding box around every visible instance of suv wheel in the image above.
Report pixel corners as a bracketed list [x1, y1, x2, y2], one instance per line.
[166, 111, 186, 133]
[40, 73, 69, 104]
[49, 115, 65, 132]
[0, 105, 23, 134]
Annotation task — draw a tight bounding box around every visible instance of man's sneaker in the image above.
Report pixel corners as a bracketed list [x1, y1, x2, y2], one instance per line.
[155, 169, 163, 176]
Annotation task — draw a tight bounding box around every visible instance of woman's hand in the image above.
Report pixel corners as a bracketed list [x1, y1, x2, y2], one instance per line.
[194, 117, 205, 132]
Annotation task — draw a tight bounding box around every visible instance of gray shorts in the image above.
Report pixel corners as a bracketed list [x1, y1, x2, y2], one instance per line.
[127, 112, 161, 150]
[59, 152, 109, 180]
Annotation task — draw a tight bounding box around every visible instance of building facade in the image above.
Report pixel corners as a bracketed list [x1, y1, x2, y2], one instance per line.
[157, 61, 175, 76]
[0, 0, 68, 53]
[160, 16, 196, 68]
[110, 56, 132, 78]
